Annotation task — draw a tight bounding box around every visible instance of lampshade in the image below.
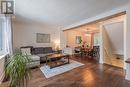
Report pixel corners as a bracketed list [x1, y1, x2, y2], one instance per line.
[53, 40, 60, 51]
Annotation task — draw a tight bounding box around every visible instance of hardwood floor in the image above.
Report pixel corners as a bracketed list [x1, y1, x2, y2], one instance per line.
[1, 56, 130, 87]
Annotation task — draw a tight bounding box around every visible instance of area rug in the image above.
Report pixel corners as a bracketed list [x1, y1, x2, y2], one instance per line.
[40, 60, 84, 78]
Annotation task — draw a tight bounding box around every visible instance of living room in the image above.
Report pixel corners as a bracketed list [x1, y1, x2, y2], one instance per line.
[1, 0, 130, 87]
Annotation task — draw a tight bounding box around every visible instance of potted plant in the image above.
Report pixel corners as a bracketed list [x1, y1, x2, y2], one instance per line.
[5, 51, 31, 87]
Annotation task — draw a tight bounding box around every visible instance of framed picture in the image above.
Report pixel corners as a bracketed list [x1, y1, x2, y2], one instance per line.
[36, 33, 50, 43]
[75, 36, 82, 44]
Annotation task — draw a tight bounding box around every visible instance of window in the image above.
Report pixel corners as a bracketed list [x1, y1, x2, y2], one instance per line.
[94, 33, 100, 46]
[0, 18, 5, 55]
[0, 17, 12, 56]
[0, 20, 3, 51]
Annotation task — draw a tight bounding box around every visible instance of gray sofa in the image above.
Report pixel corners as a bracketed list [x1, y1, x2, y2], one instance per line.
[21, 46, 54, 67]
[31, 47, 54, 63]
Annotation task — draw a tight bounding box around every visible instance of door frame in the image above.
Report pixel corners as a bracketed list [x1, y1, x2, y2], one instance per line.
[99, 15, 127, 69]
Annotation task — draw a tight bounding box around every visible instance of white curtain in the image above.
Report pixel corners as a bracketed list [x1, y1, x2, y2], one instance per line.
[4, 16, 13, 55]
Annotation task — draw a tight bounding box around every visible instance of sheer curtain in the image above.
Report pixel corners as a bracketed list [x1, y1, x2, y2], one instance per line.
[4, 16, 13, 55]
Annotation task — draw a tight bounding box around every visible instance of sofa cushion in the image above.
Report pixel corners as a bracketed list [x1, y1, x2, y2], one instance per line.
[21, 48, 31, 55]
[27, 61, 40, 68]
[32, 47, 53, 54]
[28, 55, 40, 61]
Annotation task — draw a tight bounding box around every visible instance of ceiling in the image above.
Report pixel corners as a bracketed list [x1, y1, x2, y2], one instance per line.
[14, 0, 130, 28]
[65, 15, 125, 33]
[68, 23, 99, 33]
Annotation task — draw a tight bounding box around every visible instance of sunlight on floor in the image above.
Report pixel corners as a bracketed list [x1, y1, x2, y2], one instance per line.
[104, 57, 124, 68]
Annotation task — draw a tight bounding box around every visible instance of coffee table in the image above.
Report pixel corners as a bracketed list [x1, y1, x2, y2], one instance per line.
[45, 53, 70, 69]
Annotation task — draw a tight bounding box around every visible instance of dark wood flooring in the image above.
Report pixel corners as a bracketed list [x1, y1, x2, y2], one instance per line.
[1, 56, 130, 87]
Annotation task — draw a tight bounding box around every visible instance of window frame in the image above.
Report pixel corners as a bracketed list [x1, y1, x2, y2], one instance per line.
[0, 22, 2, 51]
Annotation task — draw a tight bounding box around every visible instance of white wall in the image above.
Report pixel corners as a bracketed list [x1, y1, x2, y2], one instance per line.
[64, 30, 91, 48]
[64, 30, 84, 48]
[12, 21, 60, 50]
[104, 22, 124, 55]
[101, 15, 124, 55]
[60, 30, 67, 49]
[125, 5, 130, 80]
[102, 27, 116, 65]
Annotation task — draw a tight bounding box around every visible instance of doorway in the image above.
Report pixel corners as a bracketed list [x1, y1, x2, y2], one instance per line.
[101, 15, 126, 68]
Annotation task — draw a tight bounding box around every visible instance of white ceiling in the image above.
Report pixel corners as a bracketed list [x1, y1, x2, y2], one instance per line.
[14, 0, 130, 27]
[72, 23, 99, 33]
